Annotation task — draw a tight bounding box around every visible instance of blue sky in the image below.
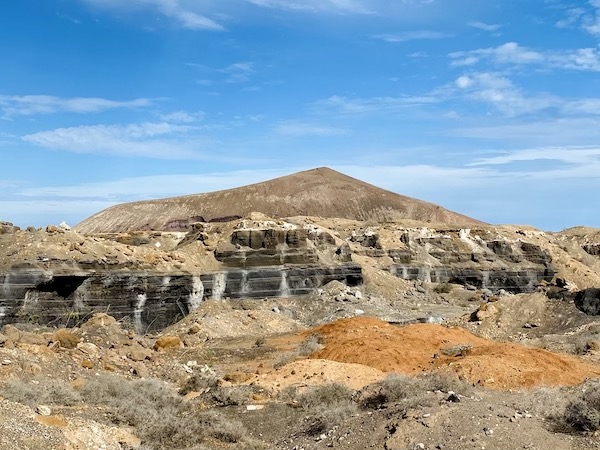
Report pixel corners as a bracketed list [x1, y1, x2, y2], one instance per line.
[1, 0, 600, 230]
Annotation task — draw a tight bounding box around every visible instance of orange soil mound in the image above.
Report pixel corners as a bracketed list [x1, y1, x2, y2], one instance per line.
[246, 359, 386, 394]
[307, 317, 600, 390]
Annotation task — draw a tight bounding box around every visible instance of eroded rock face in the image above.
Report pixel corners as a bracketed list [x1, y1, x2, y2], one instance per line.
[385, 228, 555, 293]
[215, 225, 334, 267]
[0, 265, 362, 332]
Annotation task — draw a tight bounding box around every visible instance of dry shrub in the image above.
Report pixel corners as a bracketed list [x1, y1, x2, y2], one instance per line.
[297, 382, 354, 409]
[297, 333, 324, 356]
[279, 383, 357, 436]
[179, 366, 256, 406]
[417, 371, 473, 395]
[433, 282, 453, 294]
[3, 374, 259, 449]
[1, 377, 81, 406]
[179, 366, 219, 395]
[552, 380, 600, 432]
[273, 351, 298, 369]
[358, 371, 472, 411]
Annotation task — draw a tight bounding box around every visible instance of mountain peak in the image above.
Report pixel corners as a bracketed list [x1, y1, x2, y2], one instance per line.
[75, 168, 484, 233]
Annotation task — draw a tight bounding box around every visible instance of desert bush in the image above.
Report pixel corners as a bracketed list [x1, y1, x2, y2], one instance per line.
[279, 383, 358, 435]
[5, 373, 258, 450]
[178, 366, 219, 395]
[433, 282, 453, 294]
[297, 333, 324, 356]
[296, 383, 357, 435]
[1, 377, 81, 406]
[358, 371, 472, 410]
[358, 373, 426, 410]
[297, 382, 354, 409]
[210, 384, 256, 406]
[273, 351, 298, 369]
[552, 381, 600, 432]
[417, 371, 473, 395]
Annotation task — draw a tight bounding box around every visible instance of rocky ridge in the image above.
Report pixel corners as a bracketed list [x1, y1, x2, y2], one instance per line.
[75, 167, 484, 234]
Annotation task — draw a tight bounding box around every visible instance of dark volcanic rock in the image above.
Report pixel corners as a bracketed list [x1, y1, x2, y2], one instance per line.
[386, 230, 556, 293]
[583, 243, 600, 256]
[0, 265, 363, 332]
[574, 288, 600, 315]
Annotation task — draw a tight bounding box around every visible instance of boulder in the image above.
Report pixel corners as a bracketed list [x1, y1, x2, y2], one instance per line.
[52, 329, 80, 349]
[154, 336, 184, 351]
[574, 288, 600, 315]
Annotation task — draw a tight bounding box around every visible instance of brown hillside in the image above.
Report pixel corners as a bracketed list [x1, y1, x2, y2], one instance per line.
[75, 167, 484, 233]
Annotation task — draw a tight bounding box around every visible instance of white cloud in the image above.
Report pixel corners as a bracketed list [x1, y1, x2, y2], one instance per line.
[467, 21, 501, 32]
[317, 94, 439, 114]
[449, 42, 543, 67]
[453, 72, 559, 117]
[218, 62, 255, 83]
[244, 0, 374, 15]
[0, 95, 153, 118]
[273, 121, 349, 136]
[450, 118, 600, 145]
[18, 169, 292, 200]
[556, 1, 600, 36]
[79, 0, 224, 30]
[469, 146, 600, 166]
[22, 122, 203, 159]
[159, 110, 205, 123]
[374, 30, 450, 43]
[449, 42, 600, 72]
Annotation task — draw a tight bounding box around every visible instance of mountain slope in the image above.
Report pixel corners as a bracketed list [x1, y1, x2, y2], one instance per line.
[75, 167, 484, 233]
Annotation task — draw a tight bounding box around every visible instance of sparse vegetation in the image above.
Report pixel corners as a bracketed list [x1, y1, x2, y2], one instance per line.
[1, 374, 261, 449]
[0, 376, 81, 406]
[298, 383, 357, 436]
[273, 351, 298, 369]
[434, 282, 454, 294]
[358, 371, 472, 411]
[551, 381, 600, 433]
[297, 332, 324, 356]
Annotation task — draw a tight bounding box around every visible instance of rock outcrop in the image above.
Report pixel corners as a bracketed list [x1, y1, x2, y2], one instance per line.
[350, 227, 556, 293]
[574, 288, 600, 315]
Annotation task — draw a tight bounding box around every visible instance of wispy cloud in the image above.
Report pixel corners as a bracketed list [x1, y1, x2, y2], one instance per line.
[450, 117, 600, 145]
[449, 42, 600, 71]
[18, 169, 292, 200]
[453, 71, 600, 117]
[188, 61, 256, 84]
[79, 0, 224, 30]
[245, 0, 374, 15]
[22, 122, 203, 159]
[556, 1, 600, 35]
[273, 121, 349, 136]
[317, 94, 439, 114]
[467, 21, 501, 32]
[218, 62, 255, 83]
[469, 146, 600, 166]
[453, 72, 559, 117]
[374, 30, 450, 42]
[0, 95, 153, 119]
[159, 110, 205, 123]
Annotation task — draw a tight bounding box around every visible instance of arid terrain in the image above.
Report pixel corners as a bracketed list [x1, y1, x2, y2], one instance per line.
[0, 169, 599, 450]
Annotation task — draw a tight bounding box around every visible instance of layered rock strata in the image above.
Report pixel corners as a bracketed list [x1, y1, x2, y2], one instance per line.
[0, 265, 362, 332]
